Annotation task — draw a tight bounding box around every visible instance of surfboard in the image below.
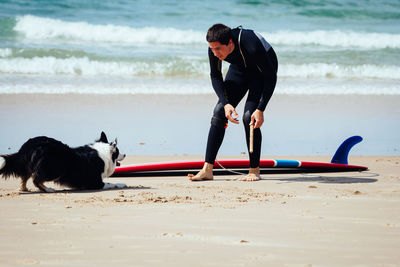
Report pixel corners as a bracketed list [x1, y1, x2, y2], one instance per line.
[112, 136, 368, 177]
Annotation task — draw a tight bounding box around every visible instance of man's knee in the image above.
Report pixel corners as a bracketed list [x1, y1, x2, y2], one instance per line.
[213, 102, 225, 115]
[211, 103, 227, 128]
[211, 115, 227, 129]
[242, 110, 252, 126]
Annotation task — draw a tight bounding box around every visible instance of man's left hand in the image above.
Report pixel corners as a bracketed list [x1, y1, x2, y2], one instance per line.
[250, 109, 264, 129]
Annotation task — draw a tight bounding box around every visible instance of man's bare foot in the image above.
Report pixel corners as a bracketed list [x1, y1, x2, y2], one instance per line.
[188, 163, 214, 181]
[241, 167, 261, 181]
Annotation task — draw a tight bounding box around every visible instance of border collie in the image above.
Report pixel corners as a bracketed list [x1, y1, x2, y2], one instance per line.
[0, 132, 126, 192]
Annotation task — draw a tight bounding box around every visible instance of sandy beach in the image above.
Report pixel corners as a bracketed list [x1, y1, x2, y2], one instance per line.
[2, 0, 400, 265]
[0, 155, 399, 266]
[1, 93, 400, 266]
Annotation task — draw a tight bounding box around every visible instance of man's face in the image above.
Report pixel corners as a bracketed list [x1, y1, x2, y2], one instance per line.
[208, 40, 234, 60]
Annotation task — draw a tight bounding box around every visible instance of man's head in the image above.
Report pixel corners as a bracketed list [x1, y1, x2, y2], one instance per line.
[206, 23, 234, 61]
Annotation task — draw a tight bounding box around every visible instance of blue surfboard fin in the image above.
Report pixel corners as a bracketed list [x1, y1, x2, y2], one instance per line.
[331, 136, 363, 164]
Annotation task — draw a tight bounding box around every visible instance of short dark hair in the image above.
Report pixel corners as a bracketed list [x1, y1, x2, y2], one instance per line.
[206, 24, 232, 45]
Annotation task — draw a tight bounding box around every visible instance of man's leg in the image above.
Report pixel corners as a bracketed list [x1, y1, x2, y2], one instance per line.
[242, 100, 262, 181]
[189, 66, 247, 181]
[243, 100, 262, 168]
[241, 62, 277, 181]
[205, 103, 228, 164]
[205, 65, 248, 165]
[188, 103, 226, 181]
[241, 72, 267, 181]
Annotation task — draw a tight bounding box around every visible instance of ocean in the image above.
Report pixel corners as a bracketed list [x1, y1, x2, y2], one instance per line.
[1, 0, 400, 95]
[0, 0, 399, 157]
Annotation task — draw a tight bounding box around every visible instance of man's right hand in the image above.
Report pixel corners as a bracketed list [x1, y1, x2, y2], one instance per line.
[224, 104, 239, 124]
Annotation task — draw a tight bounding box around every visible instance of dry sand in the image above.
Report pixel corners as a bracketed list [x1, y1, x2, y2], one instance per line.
[0, 155, 399, 266]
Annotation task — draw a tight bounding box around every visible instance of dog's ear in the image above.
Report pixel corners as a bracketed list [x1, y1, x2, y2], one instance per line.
[99, 131, 108, 143]
[111, 138, 118, 147]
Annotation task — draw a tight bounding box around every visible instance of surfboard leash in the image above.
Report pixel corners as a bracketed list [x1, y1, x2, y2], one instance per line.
[215, 159, 248, 177]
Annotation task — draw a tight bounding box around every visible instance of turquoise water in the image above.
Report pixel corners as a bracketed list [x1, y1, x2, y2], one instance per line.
[1, 0, 400, 94]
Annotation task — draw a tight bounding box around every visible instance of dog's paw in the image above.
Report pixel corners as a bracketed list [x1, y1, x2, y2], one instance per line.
[103, 182, 127, 190]
[45, 188, 56, 193]
[115, 183, 127, 189]
[102, 182, 114, 190]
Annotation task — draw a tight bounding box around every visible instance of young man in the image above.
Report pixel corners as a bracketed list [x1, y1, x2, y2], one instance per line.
[189, 23, 278, 182]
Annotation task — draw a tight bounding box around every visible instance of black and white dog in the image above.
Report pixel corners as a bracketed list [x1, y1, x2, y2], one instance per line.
[0, 132, 126, 192]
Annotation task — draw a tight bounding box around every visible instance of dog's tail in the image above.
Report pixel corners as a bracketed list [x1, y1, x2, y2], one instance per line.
[0, 153, 28, 179]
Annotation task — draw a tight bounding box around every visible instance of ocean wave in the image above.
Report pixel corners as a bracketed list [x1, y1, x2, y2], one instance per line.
[0, 77, 210, 95]
[280, 63, 400, 80]
[0, 76, 398, 95]
[13, 15, 400, 49]
[0, 48, 12, 57]
[0, 56, 208, 77]
[14, 15, 203, 45]
[268, 30, 400, 49]
[1, 55, 399, 80]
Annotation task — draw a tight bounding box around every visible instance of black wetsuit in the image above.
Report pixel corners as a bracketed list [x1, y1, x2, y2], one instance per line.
[206, 27, 278, 168]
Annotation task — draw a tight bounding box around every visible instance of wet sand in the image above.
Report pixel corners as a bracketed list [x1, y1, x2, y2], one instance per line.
[0, 94, 399, 156]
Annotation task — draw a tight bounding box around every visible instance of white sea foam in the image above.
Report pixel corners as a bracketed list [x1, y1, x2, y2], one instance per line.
[276, 80, 400, 95]
[0, 56, 208, 76]
[0, 48, 12, 58]
[14, 15, 203, 45]
[14, 15, 400, 49]
[280, 63, 400, 80]
[0, 75, 399, 95]
[1, 56, 399, 81]
[268, 30, 400, 49]
[0, 76, 211, 94]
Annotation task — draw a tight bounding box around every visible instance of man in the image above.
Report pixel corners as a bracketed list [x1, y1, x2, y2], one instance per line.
[189, 23, 278, 182]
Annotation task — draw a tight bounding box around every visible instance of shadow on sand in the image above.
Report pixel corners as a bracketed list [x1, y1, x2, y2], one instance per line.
[18, 185, 151, 195]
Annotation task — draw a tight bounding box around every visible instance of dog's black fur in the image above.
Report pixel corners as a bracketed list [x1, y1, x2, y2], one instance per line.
[0, 132, 126, 192]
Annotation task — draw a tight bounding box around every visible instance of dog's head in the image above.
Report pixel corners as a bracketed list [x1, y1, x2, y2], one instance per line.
[98, 131, 126, 164]
[93, 132, 126, 177]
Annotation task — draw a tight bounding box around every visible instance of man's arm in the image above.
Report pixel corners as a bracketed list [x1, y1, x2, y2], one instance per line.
[254, 50, 277, 111]
[241, 31, 277, 112]
[208, 48, 227, 105]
